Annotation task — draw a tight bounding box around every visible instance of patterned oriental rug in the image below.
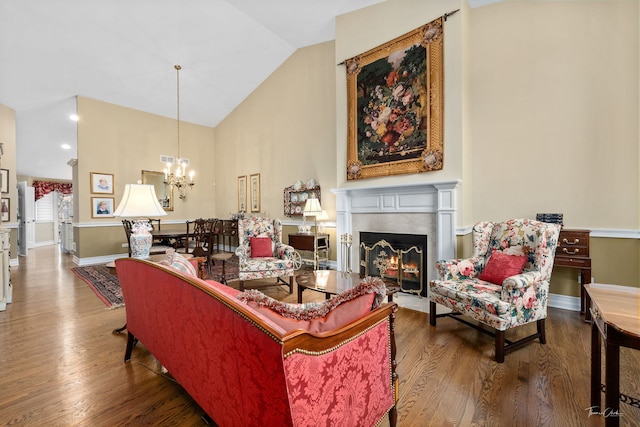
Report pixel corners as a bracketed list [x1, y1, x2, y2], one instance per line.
[71, 256, 240, 308]
[71, 265, 123, 308]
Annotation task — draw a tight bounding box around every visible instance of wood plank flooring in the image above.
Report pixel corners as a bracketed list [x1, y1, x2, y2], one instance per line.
[1, 245, 639, 426]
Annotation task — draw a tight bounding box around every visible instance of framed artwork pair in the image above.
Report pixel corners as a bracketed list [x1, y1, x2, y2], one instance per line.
[238, 173, 261, 213]
[90, 172, 115, 218]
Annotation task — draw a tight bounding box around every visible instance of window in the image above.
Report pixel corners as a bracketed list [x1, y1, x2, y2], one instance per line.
[36, 192, 54, 222]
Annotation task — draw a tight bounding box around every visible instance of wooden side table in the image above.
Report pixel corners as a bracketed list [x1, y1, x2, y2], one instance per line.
[553, 228, 591, 319]
[288, 233, 329, 270]
[211, 252, 233, 284]
[586, 283, 640, 426]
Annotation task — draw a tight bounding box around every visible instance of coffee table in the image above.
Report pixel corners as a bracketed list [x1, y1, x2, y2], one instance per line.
[296, 270, 399, 303]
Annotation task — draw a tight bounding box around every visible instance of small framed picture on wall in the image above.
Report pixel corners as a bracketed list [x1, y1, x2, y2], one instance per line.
[1, 198, 9, 222]
[90, 172, 114, 194]
[1, 169, 8, 193]
[250, 173, 260, 212]
[91, 197, 115, 218]
[238, 175, 247, 212]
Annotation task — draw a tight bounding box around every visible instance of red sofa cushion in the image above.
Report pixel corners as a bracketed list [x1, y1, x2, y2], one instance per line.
[236, 276, 387, 334]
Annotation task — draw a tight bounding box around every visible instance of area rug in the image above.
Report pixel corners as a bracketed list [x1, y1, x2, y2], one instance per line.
[71, 265, 123, 308]
[71, 255, 240, 308]
[204, 255, 240, 283]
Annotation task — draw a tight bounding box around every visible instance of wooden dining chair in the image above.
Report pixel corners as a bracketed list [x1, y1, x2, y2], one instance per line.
[182, 218, 216, 274]
[147, 218, 161, 231]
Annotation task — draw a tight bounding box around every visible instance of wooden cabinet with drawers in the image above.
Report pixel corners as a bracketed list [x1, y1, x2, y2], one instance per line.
[553, 229, 591, 320]
[219, 219, 238, 252]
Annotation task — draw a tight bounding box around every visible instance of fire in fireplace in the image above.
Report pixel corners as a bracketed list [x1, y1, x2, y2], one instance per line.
[359, 232, 427, 297]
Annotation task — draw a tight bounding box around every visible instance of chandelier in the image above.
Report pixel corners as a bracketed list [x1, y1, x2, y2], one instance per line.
[164, 64, 195, 200]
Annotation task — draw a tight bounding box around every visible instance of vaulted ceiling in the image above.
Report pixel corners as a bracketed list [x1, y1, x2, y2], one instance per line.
[0, 0, 501, 180]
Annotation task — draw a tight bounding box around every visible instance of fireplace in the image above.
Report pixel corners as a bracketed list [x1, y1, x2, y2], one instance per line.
[359, 232, 427, 296]
[332, 181, 459, 287]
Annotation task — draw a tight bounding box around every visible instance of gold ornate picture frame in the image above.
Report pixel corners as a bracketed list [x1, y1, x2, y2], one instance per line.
[345, 18, 444, 180]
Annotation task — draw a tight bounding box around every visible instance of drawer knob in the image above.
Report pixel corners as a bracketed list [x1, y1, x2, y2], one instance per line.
[562, 248, 579, 255]
[562, 238, 580, 245]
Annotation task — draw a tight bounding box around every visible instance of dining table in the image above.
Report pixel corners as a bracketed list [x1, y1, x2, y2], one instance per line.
[151, 227, 188, 247]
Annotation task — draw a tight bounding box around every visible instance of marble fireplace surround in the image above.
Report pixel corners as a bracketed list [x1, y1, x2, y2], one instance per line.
[332, 181, 460, 285]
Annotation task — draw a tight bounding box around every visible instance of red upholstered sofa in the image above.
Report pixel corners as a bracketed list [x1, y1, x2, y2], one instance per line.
[115, 258, 399, 427]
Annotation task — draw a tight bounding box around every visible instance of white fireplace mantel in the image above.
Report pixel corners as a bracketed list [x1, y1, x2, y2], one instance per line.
[331, 180, 460, 273]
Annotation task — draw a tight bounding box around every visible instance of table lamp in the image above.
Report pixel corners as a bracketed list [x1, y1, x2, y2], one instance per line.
[316, 209, 329, 233]
[303, 195, 323, 269]
[113, 184, 167, 259]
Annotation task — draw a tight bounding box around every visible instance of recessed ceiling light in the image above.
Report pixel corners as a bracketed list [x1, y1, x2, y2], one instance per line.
[61, 144, 71, 150]
[69, 114, 79, 122]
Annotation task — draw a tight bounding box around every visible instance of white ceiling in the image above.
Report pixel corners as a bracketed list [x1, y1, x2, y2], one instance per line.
[0, 0, 502, 181]
[0, 0, 387, 180]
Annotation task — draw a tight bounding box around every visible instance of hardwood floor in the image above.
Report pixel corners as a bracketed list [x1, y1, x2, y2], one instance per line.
[1, 245, 638, 426]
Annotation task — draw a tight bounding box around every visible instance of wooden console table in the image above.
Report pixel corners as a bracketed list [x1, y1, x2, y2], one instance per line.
[586, 283, 640, 427]
[288, 233, 329, 270]
[554, 229, 591, 319]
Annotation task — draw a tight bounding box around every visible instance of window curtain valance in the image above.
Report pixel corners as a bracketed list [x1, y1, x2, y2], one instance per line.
[33, 180, 73, 201]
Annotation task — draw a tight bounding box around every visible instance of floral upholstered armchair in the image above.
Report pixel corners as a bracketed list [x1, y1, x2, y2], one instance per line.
[429, 218, 561, 362]
[235, 217, 295, 293]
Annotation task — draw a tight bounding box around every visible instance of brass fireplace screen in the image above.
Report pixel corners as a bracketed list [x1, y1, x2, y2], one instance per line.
[359, 235, 426, 296]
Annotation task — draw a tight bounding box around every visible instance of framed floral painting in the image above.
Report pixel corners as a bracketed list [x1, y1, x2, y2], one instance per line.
[345, 18, 444, 180]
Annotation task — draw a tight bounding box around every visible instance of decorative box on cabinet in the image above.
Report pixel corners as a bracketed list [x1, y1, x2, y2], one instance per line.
[284, 185, 321, 217]
[553, 229, 591, 320]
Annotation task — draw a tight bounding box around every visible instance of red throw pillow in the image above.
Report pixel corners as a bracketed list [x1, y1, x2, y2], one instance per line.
[478, 251, 527, 285]
[250, 237, 272, 257]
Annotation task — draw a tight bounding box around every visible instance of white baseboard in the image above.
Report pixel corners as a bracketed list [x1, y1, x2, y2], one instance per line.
[548, 293, 580, 312]
[74, 254, 126, 267]
[32, 240, 57, 248]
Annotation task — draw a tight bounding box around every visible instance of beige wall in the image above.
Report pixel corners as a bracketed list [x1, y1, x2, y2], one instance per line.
[0, 103, 18, 258]
[469, 1, 639, 229]
[214, 41, 338, 244]
[75, 96, 216, 259]
[467, 1, 639, 291]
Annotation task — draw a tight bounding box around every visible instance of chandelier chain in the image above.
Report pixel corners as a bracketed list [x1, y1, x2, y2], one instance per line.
[163, 64, 195, 200]
[175, 64, 181, 159]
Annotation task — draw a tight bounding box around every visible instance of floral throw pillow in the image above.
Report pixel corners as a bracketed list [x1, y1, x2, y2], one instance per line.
[159, 248, 197, 277]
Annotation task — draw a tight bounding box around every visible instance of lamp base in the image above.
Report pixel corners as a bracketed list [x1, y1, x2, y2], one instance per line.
[130, 220, 153, 259]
